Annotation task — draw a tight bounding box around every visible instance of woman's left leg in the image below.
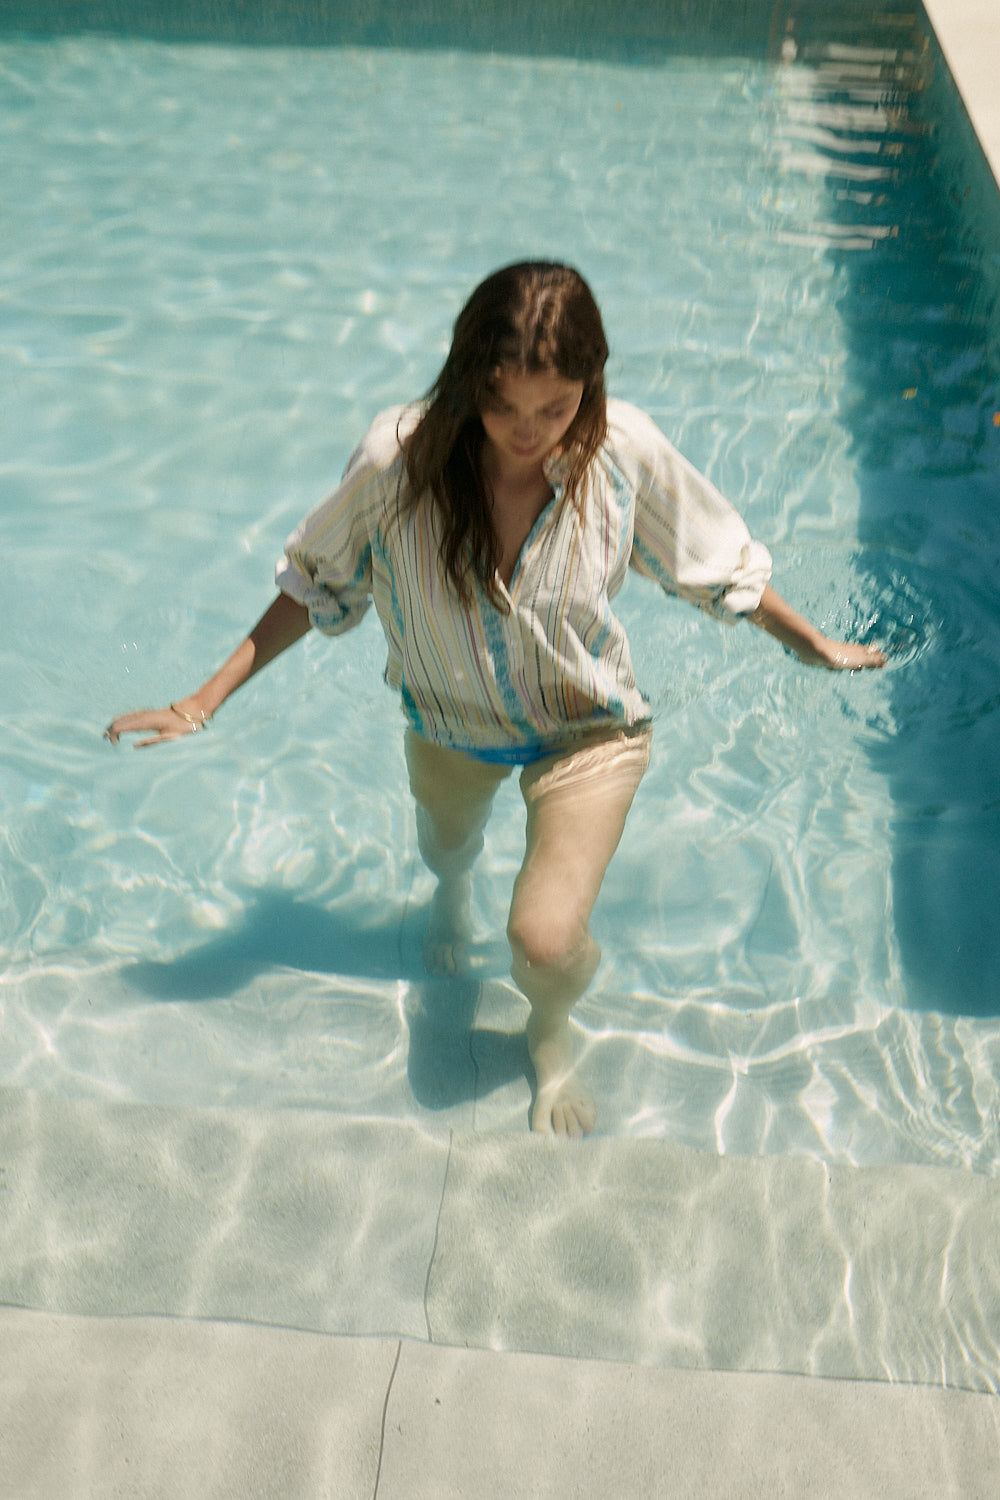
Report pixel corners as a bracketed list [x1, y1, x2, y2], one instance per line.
[509, 725, 651, 1136]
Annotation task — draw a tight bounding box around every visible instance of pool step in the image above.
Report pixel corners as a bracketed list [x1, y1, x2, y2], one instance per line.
[1, 1085, 998, 1394]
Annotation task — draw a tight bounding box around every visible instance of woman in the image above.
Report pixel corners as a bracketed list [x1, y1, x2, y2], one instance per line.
[107, 261, 884, 1137]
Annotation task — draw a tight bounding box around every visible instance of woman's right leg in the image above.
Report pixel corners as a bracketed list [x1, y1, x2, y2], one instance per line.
[404, 730, 511, 974]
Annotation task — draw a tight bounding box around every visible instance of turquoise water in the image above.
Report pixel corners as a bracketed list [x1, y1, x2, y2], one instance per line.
[2, 10, 1000, 1170]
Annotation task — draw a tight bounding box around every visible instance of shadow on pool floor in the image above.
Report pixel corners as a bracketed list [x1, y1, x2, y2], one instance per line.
[124, 887, 531, 1112]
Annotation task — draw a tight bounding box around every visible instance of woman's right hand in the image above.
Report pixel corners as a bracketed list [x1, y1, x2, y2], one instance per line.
[104, 594, 310, 750]
[104, 702, 210, 748]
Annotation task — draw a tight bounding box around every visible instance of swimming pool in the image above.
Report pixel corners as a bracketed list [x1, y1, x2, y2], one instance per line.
[2, 0, 999, 1182]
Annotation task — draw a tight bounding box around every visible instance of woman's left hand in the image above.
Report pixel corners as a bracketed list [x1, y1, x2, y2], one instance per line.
[808, 637, 886, 671]
[749, 586, 886, 670]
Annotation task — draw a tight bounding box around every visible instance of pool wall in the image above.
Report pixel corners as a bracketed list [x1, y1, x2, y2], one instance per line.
[3, 0, 789, 55]
[923, 0, 1000, 192]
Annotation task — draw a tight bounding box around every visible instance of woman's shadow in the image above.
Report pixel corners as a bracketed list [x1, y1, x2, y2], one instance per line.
[124, 887, 531, 1112]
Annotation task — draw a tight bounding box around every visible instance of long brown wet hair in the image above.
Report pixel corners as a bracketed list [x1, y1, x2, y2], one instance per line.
[402, 261, 609, 605]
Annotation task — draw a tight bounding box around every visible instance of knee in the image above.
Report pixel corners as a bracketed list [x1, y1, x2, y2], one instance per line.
[417, 805, 484, 857]
[507, 903, 587, 975]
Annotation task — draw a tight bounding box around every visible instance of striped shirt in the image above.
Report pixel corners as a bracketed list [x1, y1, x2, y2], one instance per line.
[275, 398, 772, 755]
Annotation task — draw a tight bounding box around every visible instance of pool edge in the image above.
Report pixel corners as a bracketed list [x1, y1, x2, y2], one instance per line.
[922, 0, 1000, 190]
[2, 1307, 998, 1498]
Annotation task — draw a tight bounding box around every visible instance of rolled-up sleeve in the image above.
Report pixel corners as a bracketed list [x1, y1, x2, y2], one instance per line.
[617, 402, 772, 621]
[275, 409, 405, 636]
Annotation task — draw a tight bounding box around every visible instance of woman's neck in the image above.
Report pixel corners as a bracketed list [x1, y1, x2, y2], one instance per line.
[481, 438, 549, 492]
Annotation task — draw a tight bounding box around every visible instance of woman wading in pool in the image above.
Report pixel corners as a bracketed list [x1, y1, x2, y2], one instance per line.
[107, 262, 884, 1136]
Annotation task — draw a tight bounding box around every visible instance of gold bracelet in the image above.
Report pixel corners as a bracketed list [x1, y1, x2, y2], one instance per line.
[170, 702, 211, 732]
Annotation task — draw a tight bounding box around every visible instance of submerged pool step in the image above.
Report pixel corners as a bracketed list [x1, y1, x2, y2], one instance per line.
[0, 1085, 998, 1395]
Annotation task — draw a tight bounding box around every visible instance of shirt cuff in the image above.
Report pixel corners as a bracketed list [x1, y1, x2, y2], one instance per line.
[274, 557, 369, 635]
[720, 540, 772, 616]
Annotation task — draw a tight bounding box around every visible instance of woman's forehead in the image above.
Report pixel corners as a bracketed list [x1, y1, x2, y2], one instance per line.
[487, 369, 584, 407]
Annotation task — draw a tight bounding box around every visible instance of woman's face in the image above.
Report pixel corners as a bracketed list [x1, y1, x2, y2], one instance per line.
[479, 369, 585, 472]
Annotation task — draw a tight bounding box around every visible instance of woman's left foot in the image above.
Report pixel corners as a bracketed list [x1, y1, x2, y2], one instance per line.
[527, 1017, 596, 1137]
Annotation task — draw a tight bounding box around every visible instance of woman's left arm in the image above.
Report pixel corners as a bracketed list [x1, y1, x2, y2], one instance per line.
[749, 585, 885, 670]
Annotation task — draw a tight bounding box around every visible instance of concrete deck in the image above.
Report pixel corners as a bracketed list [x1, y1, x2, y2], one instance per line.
[3, 1310, 999, 1499]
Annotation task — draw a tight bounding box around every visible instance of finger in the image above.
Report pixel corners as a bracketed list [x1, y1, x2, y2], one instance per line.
[105, 722, 149, 744]
[106, 712, 155, 737]
[133, 726, 189, 748]
[105, 723, 151, 744]
[828, 642, 886, 671]
[845, 644, 887, 670]
[106, 709, 183, 743]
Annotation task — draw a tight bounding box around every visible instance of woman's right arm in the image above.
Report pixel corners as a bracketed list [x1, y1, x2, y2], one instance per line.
[105, 592, 312, 748]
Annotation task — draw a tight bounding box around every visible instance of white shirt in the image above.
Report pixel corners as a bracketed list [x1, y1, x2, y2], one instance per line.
[276, 398, 772, 754]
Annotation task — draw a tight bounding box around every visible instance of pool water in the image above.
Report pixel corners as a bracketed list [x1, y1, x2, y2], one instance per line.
[2, 6, 999, 1171]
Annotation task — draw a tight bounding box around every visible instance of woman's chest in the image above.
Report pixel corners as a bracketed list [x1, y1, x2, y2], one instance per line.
[491, 478, 556, 589]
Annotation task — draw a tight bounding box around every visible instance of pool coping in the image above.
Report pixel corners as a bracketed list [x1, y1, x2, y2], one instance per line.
[922, 0, 1000, 189]
[3, 1307, 999, 1499]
